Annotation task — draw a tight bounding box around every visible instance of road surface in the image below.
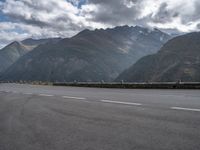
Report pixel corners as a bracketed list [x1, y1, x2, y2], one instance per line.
[0, 83, 200, 150]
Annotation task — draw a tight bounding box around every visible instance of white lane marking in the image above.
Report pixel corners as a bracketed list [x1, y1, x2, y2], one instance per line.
[39, 94, 54, 97]
[24, 93, 33, 95]
[101, 100, 142, 106]
[171, 107, 200, 112]
[62, 96, 86, 100]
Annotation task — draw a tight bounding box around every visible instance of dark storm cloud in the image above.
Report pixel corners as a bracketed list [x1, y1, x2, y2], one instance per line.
[86, 0, 140, 25]
[85, 0, 200, 33]
[151, 2, 180, 24]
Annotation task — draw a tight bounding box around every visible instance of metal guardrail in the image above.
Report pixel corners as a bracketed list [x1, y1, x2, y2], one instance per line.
[1, 81, 200, 89]
[53, 82, 200, 89]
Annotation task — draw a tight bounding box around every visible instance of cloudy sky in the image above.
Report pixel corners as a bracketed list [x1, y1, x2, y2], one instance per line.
[0, 0, 200, 48]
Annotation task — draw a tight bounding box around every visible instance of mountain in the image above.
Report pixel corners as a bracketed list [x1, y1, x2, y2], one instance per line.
[116, 32, 200, 82]
[0, 38, 61, 74]
[0, 41, 31, 74]
[21, 38, 61, 46]
[1, 26, 171, 82]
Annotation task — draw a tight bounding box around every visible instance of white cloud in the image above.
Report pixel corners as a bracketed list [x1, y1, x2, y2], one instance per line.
[139, 0, 199, 32]
[0, 0, 200, 48]
[148, 17, 200, 33]
[0, 0, 91, 47]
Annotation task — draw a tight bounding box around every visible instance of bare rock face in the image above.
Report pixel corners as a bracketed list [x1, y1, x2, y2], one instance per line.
[116, 32, 200, 82]
[1, 26, 171, 82]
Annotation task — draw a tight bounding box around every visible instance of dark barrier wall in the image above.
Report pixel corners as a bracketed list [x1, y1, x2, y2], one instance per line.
[1, 81, 200, 89]
[53, 82, 200, 89]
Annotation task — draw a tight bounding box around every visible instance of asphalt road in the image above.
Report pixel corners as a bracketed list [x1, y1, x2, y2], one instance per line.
[0, 83, 200, 150]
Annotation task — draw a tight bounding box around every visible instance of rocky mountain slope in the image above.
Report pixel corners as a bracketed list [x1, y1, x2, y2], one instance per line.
[0, 38, 61, 74]
[116, 32, 200, 82]
[1, 26, 171, 82]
